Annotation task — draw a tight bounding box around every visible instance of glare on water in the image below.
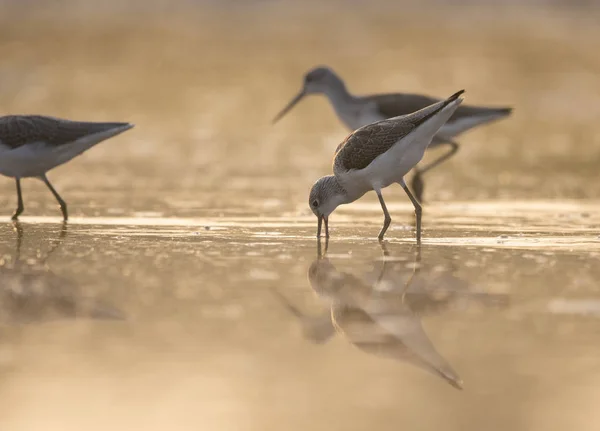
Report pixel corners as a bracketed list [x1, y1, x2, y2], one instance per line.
[1, 1, 600, 431]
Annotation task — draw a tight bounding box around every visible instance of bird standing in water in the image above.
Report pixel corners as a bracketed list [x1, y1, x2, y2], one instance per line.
[308, 90, 464, 242]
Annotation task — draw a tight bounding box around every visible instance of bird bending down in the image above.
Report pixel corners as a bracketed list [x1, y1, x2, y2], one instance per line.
[273, 66, 512, 202]
[308, 90, 465, 242]
[0, 115, 134, 220]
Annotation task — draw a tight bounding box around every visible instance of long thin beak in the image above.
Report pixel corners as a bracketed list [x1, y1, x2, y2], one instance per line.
[272, 90, 306, 124]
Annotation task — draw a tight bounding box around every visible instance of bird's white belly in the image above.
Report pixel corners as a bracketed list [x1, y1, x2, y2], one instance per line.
[0, 142, 80, 178]
[337, 133, 429, 196]
[364, 138, 426, 189]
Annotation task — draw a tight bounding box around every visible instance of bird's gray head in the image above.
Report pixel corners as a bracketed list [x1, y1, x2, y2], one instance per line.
[301, 66, 341, 95]
[309, 175, 348, 237]
[272, 66, 343, 124]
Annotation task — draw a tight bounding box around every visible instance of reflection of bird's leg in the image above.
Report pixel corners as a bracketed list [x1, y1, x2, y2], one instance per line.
[317, 236, 329, 258]
[40, 222, 68, 265]
[375, 240, 390, 286]
[378, 240, 390, 257]
[12, 221, 24, 264]
[402, 244, 422, 303]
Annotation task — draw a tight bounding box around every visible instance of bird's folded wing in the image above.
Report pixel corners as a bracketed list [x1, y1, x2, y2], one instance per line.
[334, 121, 415, 171]
[366, 93, 440, 119]
[0, 115, 128, 149]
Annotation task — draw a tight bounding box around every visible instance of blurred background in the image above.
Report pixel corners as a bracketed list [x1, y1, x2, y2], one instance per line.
[1, 1, 600, 430]
[0, 0, 599, 216]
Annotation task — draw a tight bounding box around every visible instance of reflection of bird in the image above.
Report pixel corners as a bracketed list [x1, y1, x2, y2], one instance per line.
[363, 262, 510, 316]
[0, 223, 124, 324]
[0, 115, 133, 220]
[273, 241, 467, 389]
[307, 90, 464, 242]
[273, 66, 512, 203]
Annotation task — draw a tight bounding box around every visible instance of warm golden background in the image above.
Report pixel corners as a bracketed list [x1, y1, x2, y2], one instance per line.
[0, 1, 599, 430]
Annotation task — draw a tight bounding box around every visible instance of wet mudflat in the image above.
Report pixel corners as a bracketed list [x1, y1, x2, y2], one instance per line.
[1, 205, 599, 431]
[1, 1, 600, 430]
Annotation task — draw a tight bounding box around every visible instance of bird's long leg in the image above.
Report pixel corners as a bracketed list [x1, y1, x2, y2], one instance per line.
[411, 140, 459, 203]
[12, 178, 24, 220]
[40, 174, 68, 221]
[399, 179, 423, 243]
[375, 189, 392, 240]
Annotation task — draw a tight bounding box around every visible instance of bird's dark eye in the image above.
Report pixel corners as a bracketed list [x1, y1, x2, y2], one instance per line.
[311, 200, 319, 208]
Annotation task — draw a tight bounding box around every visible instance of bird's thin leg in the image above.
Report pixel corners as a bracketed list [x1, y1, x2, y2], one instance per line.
[375, 189, 392, 240]
[411, 140, 459, 203]
[399, 179, 423, 243]
[40, 174, 68, 221]
[12, 178, 24, 220]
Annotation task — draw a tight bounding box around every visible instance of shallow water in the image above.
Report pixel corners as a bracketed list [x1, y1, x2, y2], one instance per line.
[1, 2, 600, 431]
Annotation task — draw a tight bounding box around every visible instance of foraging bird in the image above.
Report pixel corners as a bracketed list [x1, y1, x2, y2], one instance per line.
[308, 90, 464, 242]
[0, 115, 134, 220]
[273, 66, 512, 202]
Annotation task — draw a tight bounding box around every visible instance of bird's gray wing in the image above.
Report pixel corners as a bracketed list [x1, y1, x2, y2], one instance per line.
[368, 93, 511, 123]
[0, 115, 129, 149]
[333, 121, 415, 171]
[366, 93, 440, 118]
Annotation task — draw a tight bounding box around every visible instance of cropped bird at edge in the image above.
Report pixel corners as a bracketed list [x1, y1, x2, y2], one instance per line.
[0, 115, 134, 220]
[308, 90, 464, 243]
[273, 66, 512, 202]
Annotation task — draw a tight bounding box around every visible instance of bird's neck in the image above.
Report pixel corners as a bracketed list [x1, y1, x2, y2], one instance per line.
[321, 81, 363, 130]
[328, 175, 361, 207]
[333, 174, 370, 204]
[322, 81, 358, 113]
